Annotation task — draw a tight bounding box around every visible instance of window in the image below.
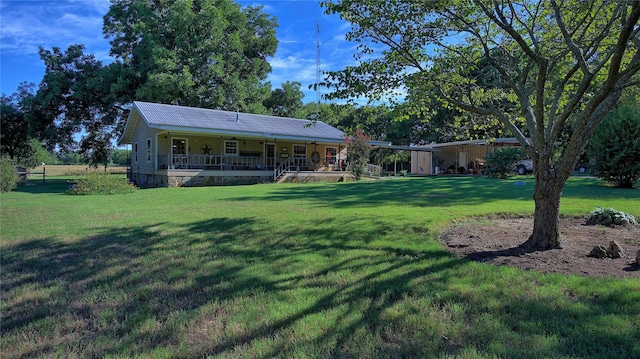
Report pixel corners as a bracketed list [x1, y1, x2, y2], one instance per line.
[146, 138, 152, 162]
[225, 140, 238, 155]
[134, 142, 138, 163]
[293, 144, 306, 158]
[293, 144, 306, 167]
[325, 147, 337, 164]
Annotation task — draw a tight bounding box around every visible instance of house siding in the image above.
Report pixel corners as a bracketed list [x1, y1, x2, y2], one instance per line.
[129, 119, 160, 183]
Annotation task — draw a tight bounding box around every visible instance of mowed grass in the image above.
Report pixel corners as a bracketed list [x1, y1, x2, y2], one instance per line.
[1, 176, 639, 358]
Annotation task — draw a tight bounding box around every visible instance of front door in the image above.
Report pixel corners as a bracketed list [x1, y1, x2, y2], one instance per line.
[172, 138, 188, 168]
[265, 144, 275, 169]
[325, 147, 337, 168]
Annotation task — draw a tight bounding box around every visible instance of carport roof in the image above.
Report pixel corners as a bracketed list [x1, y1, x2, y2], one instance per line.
[430, 138, 524, 147]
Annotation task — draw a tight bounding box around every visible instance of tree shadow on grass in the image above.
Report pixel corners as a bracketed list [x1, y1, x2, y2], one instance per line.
[1, 214, 458, 358]
[11, 179, 72, 195]
[2, 213, 639, 358]
[231, 176, 637, 210]
[231, 176, 537, 210]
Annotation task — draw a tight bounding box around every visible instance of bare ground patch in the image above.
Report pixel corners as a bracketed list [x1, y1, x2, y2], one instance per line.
[440, 217, 640, 278]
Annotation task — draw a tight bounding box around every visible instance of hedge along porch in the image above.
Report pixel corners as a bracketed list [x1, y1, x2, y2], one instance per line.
[118, 101, 349, 187]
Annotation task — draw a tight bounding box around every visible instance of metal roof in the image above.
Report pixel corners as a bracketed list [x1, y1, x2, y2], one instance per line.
[407, 138, 527, 149]
[432, 138, 522, 147]
[119, 101, 347, 144]
[383, 145, 440, 152]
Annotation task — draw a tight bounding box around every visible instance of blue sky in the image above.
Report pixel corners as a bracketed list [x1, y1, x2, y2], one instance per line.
[0, 0, 356, 103]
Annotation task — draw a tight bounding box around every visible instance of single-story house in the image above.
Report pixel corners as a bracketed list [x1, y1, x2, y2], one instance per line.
[410, 138, 526, 175]
[118, 101, 350, 187]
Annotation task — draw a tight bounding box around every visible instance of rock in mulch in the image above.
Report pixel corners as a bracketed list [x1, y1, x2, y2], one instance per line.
[588, 245, 608, 259]
[587, 240, 624, 259]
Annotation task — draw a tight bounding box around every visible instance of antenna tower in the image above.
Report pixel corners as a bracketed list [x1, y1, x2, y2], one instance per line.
[315, 19, 321, 116]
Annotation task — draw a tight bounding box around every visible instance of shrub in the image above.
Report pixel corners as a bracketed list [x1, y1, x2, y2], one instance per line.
[483, 147, 526, 179]
[587, 99, 640, 188]
[586, 207, 638, 226]
[67, 172, 137, 195]
[0, 157, 17, 193]
[346, 129, 372, 180]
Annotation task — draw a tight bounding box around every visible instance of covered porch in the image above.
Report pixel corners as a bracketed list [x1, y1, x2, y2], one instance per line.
[129, 132, 349, 187]
[120, 101, 352, 187]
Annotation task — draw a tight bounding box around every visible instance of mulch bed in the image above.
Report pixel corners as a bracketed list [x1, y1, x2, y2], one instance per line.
[440, 217, 640, 278]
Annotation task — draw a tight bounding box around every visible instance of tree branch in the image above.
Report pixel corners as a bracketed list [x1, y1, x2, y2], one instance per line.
[546, 63, 579, 139]
[511, 2, 541, 53]
[442, 7, 524, 99]
[475, 0, 543, 64]
[437, 86, 529, 148]
[552, 2, 640, 142]
[550, 0, 590, 75]
[607, 2, 640, 81]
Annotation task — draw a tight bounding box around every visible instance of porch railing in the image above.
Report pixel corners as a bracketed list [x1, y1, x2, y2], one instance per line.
[158, 155, 267, 170]
[274, 158, 291, 182]
[156, 154, 347, 173]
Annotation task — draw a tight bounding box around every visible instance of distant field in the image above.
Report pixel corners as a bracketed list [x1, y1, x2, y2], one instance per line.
[27, 165, 128, 178]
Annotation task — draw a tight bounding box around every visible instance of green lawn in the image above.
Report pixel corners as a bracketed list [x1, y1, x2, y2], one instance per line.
[1, 176, 639, 358]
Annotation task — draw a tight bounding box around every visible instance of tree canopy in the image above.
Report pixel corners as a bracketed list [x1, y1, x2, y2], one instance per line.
[1, 90, 31, 161]
[588, 96, 640, 188]
[29, 45, 124, 159]
[321, 0, 640, 249]
[5, 0, 281, 166]
[263, 81, 305, 118]
[103, 0, 278, 113]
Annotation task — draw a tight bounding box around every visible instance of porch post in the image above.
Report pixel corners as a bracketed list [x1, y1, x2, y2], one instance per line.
[394, 151, 397, 177]
[430, 150, 434, 175]
[154, 133, 159, 171]
[313, 141, 317, 170]
[337, 144, 341, 171]
[275, 138, 279, 180]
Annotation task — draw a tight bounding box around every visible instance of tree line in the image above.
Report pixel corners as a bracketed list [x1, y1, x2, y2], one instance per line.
[0, 0, 530, 170]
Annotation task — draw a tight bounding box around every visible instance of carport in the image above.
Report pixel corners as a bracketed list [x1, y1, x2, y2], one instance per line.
[411, 138, 524, 175]
[367, 141, 441, 176]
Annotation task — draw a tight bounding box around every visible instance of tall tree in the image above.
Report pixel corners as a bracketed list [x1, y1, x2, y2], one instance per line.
[29, 45, 124, 164]
[103, 0, 278, 113]
[322, 0, 640, 250]
[22, 0, 279, 166]
[0, 84, 54, 168]
[297, 102, 354, 127]
[0, 87, 32, 160]
[264, 81, 305, 117]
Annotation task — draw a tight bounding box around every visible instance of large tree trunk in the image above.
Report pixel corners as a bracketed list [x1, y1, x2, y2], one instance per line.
[523, 171, 566, 250]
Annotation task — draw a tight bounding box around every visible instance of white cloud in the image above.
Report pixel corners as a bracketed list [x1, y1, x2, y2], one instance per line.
[0, 1, 107, 56]
[58, 12, 102, 29]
